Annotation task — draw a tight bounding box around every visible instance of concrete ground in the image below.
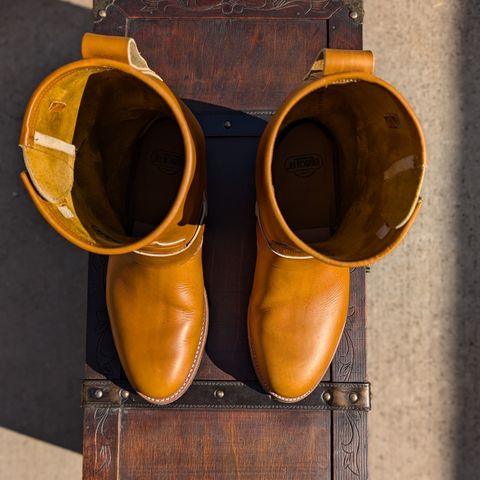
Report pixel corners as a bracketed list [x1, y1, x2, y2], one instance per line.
[364, 2, 480, 479]
[0, 0, 478, 478]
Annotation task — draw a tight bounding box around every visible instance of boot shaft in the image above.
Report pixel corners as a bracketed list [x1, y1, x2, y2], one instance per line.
[257, 49, 426, 266]
[20, 33, 205, 256]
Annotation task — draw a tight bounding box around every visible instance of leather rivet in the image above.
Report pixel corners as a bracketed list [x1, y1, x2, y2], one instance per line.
[223, 121, 232, 129]
[350, 11, 359, 20]
[323, 391, 332, 402]
[214, 389, 225, 399]
[98, 9, 107, 18]
[120, 389, 130, 400]
[94, 389, 103, 399]
[350, 392, 359, 403]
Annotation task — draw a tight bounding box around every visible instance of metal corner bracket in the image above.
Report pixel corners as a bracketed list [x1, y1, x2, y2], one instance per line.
[93, 0, 117, 23]
[338, 0, 364, 24]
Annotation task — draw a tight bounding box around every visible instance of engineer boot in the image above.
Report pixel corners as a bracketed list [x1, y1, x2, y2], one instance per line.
[249, 49, 426, 403]
[20, 33, 207, 404]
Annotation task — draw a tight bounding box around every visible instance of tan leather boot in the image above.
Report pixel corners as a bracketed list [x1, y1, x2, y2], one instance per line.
[249, 49, 426, 403]
[19, 33, 207, 404]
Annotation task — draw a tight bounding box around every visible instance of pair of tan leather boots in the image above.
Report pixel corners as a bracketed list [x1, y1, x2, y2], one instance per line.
[20, 34, 425, 404]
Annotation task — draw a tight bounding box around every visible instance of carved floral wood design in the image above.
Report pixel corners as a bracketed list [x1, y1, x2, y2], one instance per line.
[342, 411, 361, 476]
[94, 0, 363, 21]
[140, 0, 342, 16]
[336, 305, 356, 382]
[94, 408, 113, 473]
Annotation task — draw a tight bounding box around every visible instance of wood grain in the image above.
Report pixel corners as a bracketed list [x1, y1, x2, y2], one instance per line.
[129, 19, 328, 111]
[119, 410, 331, 479]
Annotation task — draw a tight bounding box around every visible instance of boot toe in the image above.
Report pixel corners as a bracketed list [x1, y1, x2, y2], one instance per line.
[250, 331, 331, 403]
[130, 318, 207, 405]
[248, 241, 350, 404]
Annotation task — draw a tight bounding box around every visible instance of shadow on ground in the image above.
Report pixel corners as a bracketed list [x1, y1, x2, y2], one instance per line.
[456, 1, 480, 478]
[0, 0, 91, 453]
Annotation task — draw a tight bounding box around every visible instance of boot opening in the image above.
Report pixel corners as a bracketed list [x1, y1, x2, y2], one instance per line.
[23, 68, 186, 248]
[273, 80, 425, 263]
[72, 70, 185, 244]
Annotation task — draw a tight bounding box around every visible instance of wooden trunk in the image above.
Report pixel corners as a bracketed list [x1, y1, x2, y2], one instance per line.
[83, 1, 368, 478]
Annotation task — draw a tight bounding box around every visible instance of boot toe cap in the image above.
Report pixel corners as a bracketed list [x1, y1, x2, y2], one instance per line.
[130, 326, 207, 405]
[250, 339, 329, 403]
[119, 312, 208, 405]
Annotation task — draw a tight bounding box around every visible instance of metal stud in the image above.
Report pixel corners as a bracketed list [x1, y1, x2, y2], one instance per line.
[349, 392, 359, 403]
[349, 10, 359, 20]
[120, 389, 130, 400]
[214, 389, 225, 399]
[98, 9, 107, 18]
[223, 121, 232, 129]
[94, 389, 103, 399]
[322, 391, 332, 402]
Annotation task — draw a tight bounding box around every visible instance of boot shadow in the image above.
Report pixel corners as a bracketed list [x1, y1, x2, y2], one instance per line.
[86, 102, 267, 388]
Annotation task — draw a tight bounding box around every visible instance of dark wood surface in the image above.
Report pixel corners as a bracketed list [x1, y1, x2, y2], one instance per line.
[84, 1, 367, 478]
[94, 0, 353, 112]
[119, 410, 330, 479]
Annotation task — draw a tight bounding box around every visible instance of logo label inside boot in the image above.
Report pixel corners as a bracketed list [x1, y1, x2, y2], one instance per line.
[149, 149, 183, 175]
[285, 154, 323, 177]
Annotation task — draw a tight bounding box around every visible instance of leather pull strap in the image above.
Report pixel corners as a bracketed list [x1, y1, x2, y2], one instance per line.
[305, 48, 375, 80]
[81, 33, 162, 80]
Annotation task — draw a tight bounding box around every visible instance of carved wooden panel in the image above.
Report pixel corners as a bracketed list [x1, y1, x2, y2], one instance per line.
[138, 0, 340, 17]
[333, 410, 368, 480]
[331, 269, 368, 480]
[95, 0, 344, 20]
[83, 407, 119, 479]
[331, 269, 366, 383]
